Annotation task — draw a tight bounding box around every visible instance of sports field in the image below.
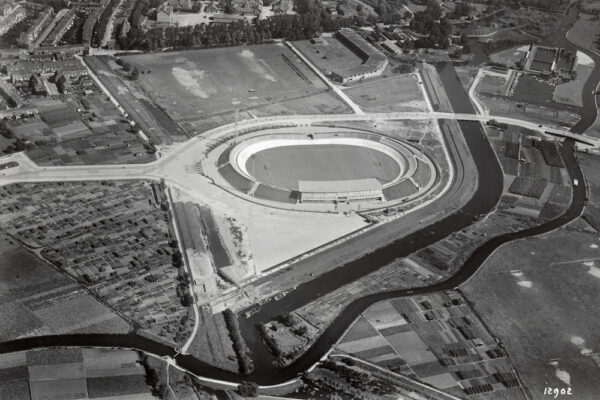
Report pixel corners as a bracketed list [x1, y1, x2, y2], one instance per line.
[245, 144, 401, 190]
[345, 74, 428, 112]
[295, 38, 366, 78]
[122, 44, 349, 134]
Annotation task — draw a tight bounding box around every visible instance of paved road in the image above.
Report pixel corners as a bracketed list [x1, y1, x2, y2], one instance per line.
[1, 111, 597, 187]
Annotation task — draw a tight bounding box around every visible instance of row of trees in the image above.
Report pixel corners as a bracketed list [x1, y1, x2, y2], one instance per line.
[120, 6, 366, 50]
[223, 309, 254, 374]
[93, 0, 121, 46]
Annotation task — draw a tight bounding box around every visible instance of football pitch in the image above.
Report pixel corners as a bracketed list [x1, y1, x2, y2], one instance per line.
[122, 44, 348, 133]
[245, 144, 401, 190]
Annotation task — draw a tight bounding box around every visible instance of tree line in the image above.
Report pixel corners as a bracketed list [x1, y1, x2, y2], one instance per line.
[120, 4, 367, 50]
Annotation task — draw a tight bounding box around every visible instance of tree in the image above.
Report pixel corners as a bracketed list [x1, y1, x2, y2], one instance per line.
[238, 381, 259, 397]
[130, 66, 140, 80]
[281, 312, 297, 327]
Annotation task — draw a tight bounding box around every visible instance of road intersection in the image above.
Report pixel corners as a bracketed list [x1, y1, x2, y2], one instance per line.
[1, 110, 597, 187]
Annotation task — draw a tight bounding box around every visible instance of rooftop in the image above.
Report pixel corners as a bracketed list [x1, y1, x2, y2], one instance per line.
[299, 178, 382, 193]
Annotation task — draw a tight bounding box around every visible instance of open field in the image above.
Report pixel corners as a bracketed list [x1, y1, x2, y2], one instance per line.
[187, 307, 239, 372]
[489, 45, 529, 69]
[336, 292, 526, 399]
[462, 223, 600, 400]
[553, 51, 595, 108]
[0, 233, 130, 341]
[511, 74, 557, 107]
[0, 348, 153, 400]
[344, 74, 428, 112]
[85, 56, 188, 146]
[567, 12, 600, 52]
[294, 38, 366, 79]
[477, 92, 581, 129]
[0, 181, 191, 345]
[246, 144, 400, 190]
[122, 44, 349, 135]
[554, 63, 594, 107]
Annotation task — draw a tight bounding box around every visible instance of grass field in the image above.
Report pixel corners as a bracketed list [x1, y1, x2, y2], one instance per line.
[294, 38, 366, 78]
[554, 62, 594, 107]
[462, 225, 600, 400]
[122, 44, 348, 135]
[489, 45, 529, 68]
[246, 144, 401, 190]
[567, 12, 600, 52]
[187, 308, 239, 372]
[344, 74, 428, 113]
[0, 348, 153, 400]
[511, 74, 557, 106]
[0, 234, 130, 341]
[419, 63, 452, 112]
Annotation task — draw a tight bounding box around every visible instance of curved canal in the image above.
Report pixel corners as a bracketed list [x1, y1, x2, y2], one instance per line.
[0, 15, 596, 384]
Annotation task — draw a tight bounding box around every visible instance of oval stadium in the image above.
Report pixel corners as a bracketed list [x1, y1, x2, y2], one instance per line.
[206, 127, 438, 212]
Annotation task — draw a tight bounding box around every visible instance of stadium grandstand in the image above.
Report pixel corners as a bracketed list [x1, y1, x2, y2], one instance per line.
[299, 179, 384, 202]
[208, 128, 437, 211]
[331, 28, 388, 83]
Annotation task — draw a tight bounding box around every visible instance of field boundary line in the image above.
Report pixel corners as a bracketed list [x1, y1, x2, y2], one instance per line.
[285, 41, 365, 115]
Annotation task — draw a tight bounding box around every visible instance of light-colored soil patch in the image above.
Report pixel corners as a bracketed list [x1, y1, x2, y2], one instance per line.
[172, 67, 213, 99]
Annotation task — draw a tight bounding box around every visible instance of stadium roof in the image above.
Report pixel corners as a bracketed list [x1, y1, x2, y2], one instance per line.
[299, 178, 382, 193]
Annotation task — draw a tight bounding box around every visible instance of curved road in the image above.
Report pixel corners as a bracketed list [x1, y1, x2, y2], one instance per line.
[0, 59, 591, 386]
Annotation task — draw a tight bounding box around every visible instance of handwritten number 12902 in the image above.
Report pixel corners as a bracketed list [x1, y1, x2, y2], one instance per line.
[544, 387, 572, 398]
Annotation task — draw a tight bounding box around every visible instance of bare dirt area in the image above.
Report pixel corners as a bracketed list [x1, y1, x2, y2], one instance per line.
[344, 74, 428, 113]
[122, 44, 350, 136]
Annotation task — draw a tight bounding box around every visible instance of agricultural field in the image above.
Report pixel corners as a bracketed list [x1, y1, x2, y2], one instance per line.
[475, 72, 582, 128]
[0, 181, 192, 346]
[0, 348, 154, 400]
[335, 292, 526, 399]
[299, 357, 452, 400]
[344, 74, 428, 113]
[187, 307, 239, 372]
[462, 224, 600, 400]
[0, 233, 130, 341]
[459, 153, 600, 400]
[121, 44, 349, 135]
[511, 74, 558, 107]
